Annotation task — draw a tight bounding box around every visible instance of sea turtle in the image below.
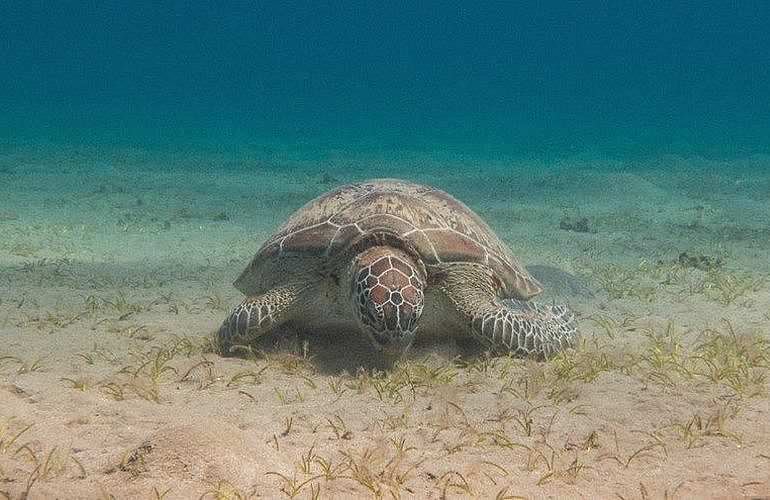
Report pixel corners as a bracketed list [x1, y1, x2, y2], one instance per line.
[217, 179, 577, 359]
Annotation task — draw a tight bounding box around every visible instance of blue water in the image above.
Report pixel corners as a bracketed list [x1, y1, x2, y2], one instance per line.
[2, 1, 769, 157]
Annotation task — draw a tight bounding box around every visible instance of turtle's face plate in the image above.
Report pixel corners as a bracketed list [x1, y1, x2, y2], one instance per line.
[352, 248, 425, 356]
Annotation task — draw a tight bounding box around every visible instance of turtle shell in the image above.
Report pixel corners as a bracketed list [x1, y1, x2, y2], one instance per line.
[234, 179, 542, 299]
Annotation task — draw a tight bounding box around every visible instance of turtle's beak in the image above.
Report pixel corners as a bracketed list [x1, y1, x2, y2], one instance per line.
[367, 327, 415, 358]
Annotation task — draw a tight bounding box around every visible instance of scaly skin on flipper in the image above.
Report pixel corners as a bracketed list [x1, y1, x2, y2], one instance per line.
[217, 284, 305, 353]
[436, 263, 577, 358]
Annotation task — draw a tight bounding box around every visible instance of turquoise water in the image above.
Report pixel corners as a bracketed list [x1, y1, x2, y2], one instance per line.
[2, 2, 769, 157]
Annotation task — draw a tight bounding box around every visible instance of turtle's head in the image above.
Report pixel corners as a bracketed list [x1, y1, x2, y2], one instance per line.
[350, 246, 426, 357]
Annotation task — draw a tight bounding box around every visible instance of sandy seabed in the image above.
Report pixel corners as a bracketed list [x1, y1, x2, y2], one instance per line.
[1, 144, 769, 499]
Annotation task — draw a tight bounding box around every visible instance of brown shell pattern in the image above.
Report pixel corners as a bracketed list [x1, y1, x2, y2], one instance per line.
[239, 179, 542, 299]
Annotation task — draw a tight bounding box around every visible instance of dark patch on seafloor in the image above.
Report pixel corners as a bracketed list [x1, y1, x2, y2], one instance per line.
[246, 325, 398, 374]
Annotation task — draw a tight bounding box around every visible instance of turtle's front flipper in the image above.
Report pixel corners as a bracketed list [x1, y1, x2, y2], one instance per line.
[438, 265, 577, 358]
[217, 285, 305, 353]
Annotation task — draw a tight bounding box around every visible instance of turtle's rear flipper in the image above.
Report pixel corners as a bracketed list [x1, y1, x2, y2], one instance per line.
[217, 284, 305, 355]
